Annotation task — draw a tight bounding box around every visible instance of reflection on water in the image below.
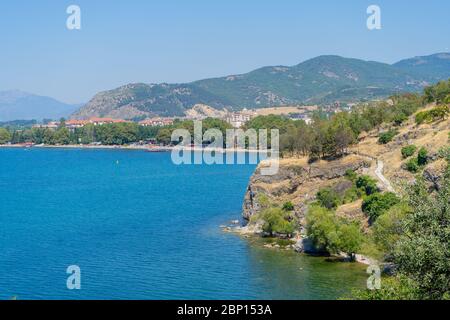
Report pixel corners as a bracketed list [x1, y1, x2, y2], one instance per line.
[247, 246, 367, 299]
[243, 238, 367, 300]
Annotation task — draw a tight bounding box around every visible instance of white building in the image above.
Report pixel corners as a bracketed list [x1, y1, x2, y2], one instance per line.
[226, 110, 255, 128]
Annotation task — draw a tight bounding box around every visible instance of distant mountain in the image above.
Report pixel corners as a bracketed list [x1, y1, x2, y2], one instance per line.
[71, 53, 450, 120]
[0, 90, 79, 121]
[72, 83, 230, 119]
[394, 53, 450, 82]
[193, 55, 427, 107]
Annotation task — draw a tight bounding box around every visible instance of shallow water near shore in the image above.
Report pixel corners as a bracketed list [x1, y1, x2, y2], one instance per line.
[0, 148, 366, 300]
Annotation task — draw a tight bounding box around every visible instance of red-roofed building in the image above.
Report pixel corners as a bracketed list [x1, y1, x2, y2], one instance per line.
[88, 117, 129, 125]
[139, 118, 174, 127]
[66, 120, 89, 129]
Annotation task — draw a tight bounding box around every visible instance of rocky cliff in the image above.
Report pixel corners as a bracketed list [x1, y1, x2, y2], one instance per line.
[243, 155, 371, 224]
[242, 110, 450, 233]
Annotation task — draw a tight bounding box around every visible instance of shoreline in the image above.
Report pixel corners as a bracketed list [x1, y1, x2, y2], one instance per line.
[225, 225, 376, 266]
[0, 144, 264, 153]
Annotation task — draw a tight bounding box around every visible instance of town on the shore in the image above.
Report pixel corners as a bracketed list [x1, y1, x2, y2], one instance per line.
[0, 103, 352, 148]
[36, 106, 322, 130]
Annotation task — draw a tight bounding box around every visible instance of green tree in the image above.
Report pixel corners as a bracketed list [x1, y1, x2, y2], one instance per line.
[58, 118, 66, 129]
[415, 105, 450, 124]
[372, 203, 411, 256]
[280, 126, 298, 156]
[306, 206, 340, 253]
[0, 128, 11, 144]
[43, 129, 56, 145]
[294, 121, 314, 156]
[393, 170, 450, 299]
[261, 208, 295, 237]
[337, 222, 364, 261]
[31, 128, 46, 144]
[54, 127, 71, 145]
[351, 276, 420, 300]
[306, 206, 364, 259]
[202, 117, 233, 136]
[78, 124, 96, 144]
[156, 128, 173, 145]
[323, 112, 356, 157]
[423, 79, 450, 104]
[244, 115, 293, 134]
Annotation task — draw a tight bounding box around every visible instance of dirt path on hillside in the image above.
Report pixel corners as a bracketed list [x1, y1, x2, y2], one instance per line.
[375, 160, 395, 193]
[352, 152, 397, 194]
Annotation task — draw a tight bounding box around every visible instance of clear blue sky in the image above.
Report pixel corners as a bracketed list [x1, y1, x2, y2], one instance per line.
[1, 0, 449, 103]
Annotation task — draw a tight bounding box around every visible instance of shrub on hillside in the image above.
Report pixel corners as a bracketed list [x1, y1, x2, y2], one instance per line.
[257, 194, 271, 210]
[405, 158, 419, 173]
[417, 147, 428, 166]
[403, 147, 428, 172]
[345, 169, 358, 182]
[343, 186, 362, 204]
[401, 145, 417, 159]
[316, 188, 341, 210]
[415, 111, 429, 125]
[356, 175, 379, 196]
[393, 113, 408, 126]
[438, 146, 450, 162]
[378, 129, 398, 144]
[362, 192, 401, 222]
[282, 201, 295, 212]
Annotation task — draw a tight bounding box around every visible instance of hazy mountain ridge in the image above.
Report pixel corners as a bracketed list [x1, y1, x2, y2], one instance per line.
[68, 53, 449, 119]
[394, 52, 450, 81]
[0, 90, 79, 121]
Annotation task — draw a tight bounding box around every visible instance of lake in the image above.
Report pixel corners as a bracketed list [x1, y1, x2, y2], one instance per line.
[0, 148, 367, 299]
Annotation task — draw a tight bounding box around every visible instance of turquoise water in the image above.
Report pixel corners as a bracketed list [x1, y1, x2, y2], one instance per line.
[0, 148, 366, 300]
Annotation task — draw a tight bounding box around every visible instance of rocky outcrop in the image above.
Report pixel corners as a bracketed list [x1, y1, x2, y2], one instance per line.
[423, 159, 448, 191]
[242, 155, 371, 223]
[184, 104, 228, 120]
[294, 237, 328, 255]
